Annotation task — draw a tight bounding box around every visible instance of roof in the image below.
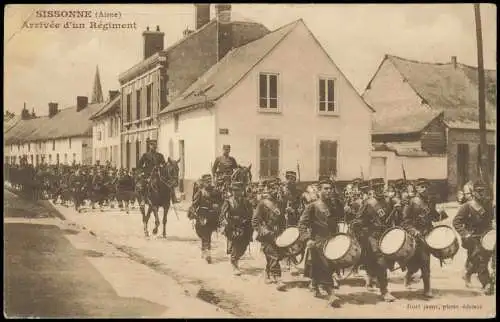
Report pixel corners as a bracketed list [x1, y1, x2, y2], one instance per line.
[5, 103, 104, 144]
[4, 115, 21, 133]
[160, 19, 302, 114]
[90, 95, 120, 120]
[372, 109, 443, 135]
[382, 55, 496, 130]
[372, 142, 435, 157]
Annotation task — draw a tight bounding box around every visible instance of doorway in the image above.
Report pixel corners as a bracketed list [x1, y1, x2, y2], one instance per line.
[457, 143, 469, 189]
[179, 139, 185, 192]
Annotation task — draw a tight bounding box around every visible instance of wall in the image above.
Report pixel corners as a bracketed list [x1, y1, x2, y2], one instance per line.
[215, 21, 372, 182]
[92, 113, 121, 167]
[7, 137, 88, 165]
[158, 107, 215, 199]
[447, 128, 496, 195]
[420, 114, 446, 154]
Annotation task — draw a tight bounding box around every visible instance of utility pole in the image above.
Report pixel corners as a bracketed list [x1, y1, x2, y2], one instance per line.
[473, 4, 490, 187]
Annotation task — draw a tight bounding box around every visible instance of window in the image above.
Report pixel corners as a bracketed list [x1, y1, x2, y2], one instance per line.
[73, 153, 76, 163]
[28, 143, 30, 152]
[457, 144, 469, 188]
[146, 84, 152, 117]
[39, 142, 42, 149]
[97, 131, 102, 141]
[318, 77, 336, 113]
[259, 73, 278, 109]
[68, 138, 72, 149]
[488, 145, 495, 180]
[108, 118, 113, 137]
[259, 139, 280, 178]
[126, 141, 131, 169]
[56, 153, 60, 164]
[136, 140, 141, 166]
[36, 155, 39, 165]
[30, 155, 33, 164]
[136, 89, 141, 120]
[64, 153, 68, 164]
[95, 149, 98, 162]
[319, 140, 338, 177]
[126, 94, 132, 122]
[52, 140, 55, 151]
[174, 114, 179, 132]
[49, 154, 52, 164]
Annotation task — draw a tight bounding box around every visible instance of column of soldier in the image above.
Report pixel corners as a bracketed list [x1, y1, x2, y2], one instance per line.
[189, 169, 496, 309]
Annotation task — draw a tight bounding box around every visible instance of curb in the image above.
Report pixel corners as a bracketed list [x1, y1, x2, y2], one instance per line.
[5, 187, 68, 221]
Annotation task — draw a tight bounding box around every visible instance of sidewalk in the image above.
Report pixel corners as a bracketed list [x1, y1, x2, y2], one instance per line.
[48, 200, 495, 318]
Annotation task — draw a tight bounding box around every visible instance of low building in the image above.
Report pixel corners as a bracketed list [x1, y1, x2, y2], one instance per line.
[363, 54, 496, 199]
[158, 18, 374, 199]
[90, 91, 121, 167]
[4, 97, 104, 166]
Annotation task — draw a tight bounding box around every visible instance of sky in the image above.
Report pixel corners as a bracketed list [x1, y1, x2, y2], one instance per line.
[4, 3, 497, 116]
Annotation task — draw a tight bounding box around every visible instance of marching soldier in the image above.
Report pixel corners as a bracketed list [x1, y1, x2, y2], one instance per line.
[351, 178, 397, 302]
[298, 177, 343, 308]
[281, 171, 302, 227]
[452, 181, 494, 295]
[220, 181, 254, 276]
[138, 139, 178, 204]
[212, 144, 238, 187]
[252, 183, 287, 291]
[189, 174, 222, 264]
[401, 178, 448, 298]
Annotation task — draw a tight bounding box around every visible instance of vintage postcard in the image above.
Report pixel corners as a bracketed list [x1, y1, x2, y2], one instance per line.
[4, 3, 496, 318]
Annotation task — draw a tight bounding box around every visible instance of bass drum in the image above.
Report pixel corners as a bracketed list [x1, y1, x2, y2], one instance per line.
[379, 227, 416, 262]
[425, 225, 459, 260]
[275, 227, 305, 258]
[481, 229, 496, 252]
[323, 233, 361, 269]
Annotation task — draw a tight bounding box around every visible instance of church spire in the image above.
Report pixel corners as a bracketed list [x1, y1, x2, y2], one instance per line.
[91, 65, 104, 103]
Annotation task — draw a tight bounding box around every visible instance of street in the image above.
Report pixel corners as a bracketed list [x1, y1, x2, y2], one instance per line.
[3, 190, 233, 318]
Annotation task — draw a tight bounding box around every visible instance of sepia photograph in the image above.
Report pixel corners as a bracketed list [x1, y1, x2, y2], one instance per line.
[3, 3, 496, 318]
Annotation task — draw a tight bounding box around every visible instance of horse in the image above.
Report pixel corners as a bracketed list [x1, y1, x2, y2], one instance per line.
[143, 159, 180, 238]
[231, 164, 252, 196]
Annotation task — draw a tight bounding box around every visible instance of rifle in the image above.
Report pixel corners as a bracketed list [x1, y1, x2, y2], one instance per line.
[401, 162, 407, 184]
[360, 166, 364, 180]
[296, 161, 301, 183]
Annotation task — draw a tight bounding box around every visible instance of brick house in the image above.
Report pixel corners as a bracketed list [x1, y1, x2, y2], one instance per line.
[118, 4, 269, 171]
[363, 54, 496, 200]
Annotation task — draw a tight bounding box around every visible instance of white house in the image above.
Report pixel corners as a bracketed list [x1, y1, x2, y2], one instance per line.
[157, 19, 374, 198]
[4, 97, 104, 166]
[90, 91, 121, 167]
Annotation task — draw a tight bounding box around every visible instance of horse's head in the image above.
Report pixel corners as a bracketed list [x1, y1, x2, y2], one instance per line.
[166, 157, 181, 183]
[232, 164, 252, 185]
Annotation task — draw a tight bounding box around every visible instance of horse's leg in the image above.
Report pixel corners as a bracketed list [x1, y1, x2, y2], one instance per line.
[143, 205, 152, 237]
[152, 205, 160, 235]
[162, 203, 170, 238]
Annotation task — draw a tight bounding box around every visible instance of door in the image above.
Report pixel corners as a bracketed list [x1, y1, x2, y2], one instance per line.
[457, 144, 469, 189]
[179, 140, 185, 192]
[370, 157, 387, 181]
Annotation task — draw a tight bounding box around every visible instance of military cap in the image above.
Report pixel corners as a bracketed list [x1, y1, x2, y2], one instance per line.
[370, 178, 385, 188]
[358, 181, 370, 192]
[415, 178, 430, 187]
[352, 178, 363, 185]
[285, 170, 297, 178]
[231, 181, 244, 190]
[223, 144, 231, 149]
[394, 179, 406, 188]
[473, 181, 487, 191]
[201, 174, 212, 181]
[318, 175, 332, 185]
[148, 139, 158, 145]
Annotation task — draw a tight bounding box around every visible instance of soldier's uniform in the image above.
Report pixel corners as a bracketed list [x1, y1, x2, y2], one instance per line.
[212, 144, 238, 190]
[220, 181, 254, 275]
[401, 178, 447, 298]
[351, 178, 397, 302]
[281, 171, 302, 227]
[453, 181, 494, 294]
[298, 178, 343, 307]
[69, 169, 86, 211]
[116, 169, 135, 212]
[252, 185, 287, 291]
[190, 174, 223, 264]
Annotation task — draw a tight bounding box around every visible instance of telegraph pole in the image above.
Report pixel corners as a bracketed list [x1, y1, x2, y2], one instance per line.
[473, 4, 490, 187]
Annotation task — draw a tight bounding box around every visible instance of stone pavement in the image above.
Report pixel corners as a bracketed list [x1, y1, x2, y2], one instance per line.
[48, 201, 495, 318]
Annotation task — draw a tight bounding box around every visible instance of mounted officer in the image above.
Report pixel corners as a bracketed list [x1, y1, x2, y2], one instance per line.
[138, 139, 178, 204]
[212, 144, 238, 191]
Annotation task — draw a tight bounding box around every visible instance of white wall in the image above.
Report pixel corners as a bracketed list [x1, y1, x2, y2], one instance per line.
[7, 137, 87, 165]
[215, 21, 372, 181]
[92, 115, 121, 167]
[158, 107, 215, 180]
[371, 150, 447, 181]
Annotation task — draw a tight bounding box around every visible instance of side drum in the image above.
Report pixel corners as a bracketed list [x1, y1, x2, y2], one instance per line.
[323, 233, 361, 269]
[425, 225, 459, 260]
[275, 227, 304, 257]
[481, 229, 496, 252]
[379, 227, 416, 262]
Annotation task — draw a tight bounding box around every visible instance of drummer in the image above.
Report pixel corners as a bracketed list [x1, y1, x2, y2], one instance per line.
[298, 176, 343, 308]
[351, 178, 397, 302]
[452, 181, 494, 295]
[281, 170, 302, 227]
[401, 178, 447, 298]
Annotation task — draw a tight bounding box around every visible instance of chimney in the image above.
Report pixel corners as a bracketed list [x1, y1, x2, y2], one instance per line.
[215, 4, 233, 61]
[195, 4, 210, 30]
[142, 25, 165, 60]
[108, 90, 120, 100]
[451, 56, 457, 69]
[48, 102, 59, 117]
[76, 96, 88, 112]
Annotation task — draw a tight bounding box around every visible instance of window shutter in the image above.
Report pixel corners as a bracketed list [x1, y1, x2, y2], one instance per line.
[269, 75, 278, 109]
[259, 74, 267, 108]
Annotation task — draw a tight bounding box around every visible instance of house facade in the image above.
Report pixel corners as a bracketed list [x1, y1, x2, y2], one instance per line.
[4, 97, 103, 166]
[363, 54, 496, 199]
[158, 19, 373, 199]
[118, 4, 269, 170]
[90, 91, 121, 167]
